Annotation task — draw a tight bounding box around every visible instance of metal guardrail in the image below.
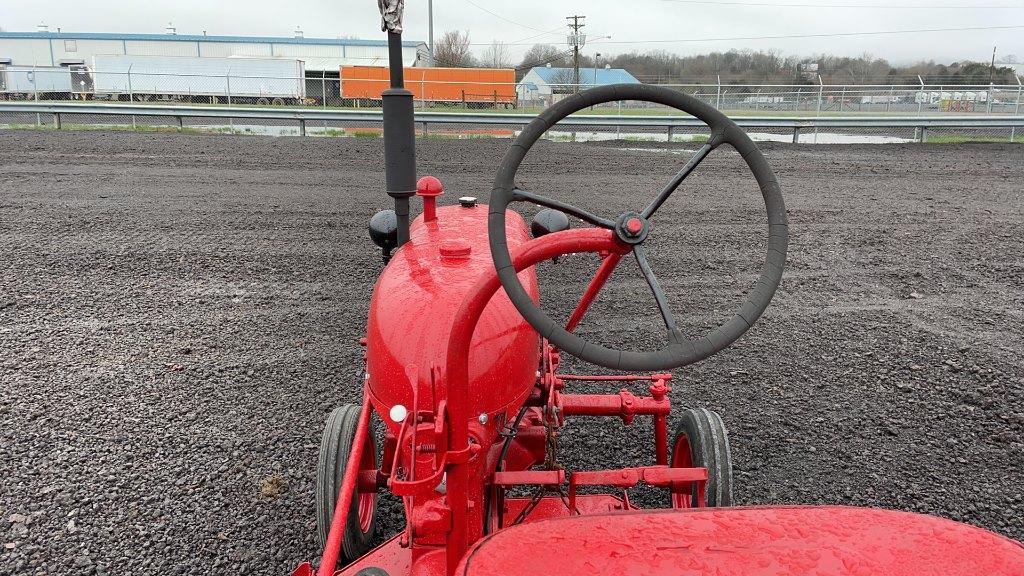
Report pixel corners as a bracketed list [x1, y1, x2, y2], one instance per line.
[2, 101, 1023, 142]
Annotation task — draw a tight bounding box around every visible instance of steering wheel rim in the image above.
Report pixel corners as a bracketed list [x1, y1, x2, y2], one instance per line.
[489, 83, 788, 372]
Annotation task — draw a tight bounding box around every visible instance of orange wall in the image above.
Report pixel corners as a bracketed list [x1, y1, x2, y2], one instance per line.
[341, 66, 515, 102]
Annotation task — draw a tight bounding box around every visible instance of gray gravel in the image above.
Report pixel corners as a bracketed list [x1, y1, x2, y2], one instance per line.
[1, 130, 1022, 575]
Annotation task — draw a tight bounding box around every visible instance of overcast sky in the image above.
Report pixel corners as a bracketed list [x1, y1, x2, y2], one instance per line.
[1, 0, 1022, 66]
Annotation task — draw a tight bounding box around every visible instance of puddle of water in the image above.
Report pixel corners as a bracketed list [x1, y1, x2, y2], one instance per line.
[756, 131, 915, 144]
[543, 129, 914, 145]
[617, 147, 700, 155]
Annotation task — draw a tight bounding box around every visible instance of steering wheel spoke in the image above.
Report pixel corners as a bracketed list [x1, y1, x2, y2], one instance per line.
[641, 143, 714, 219]
[512, 187, 615, 229]
[633, 245, 677, 332]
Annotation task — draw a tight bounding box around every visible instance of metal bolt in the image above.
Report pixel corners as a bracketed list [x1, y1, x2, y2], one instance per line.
[478, 413, 489, 425]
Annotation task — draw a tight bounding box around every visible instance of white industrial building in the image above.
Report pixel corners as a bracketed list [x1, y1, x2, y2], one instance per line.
[0, 30, 427, 78]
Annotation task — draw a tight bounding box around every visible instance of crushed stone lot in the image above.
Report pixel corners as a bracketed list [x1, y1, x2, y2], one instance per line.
[1, 130, 1022, 575]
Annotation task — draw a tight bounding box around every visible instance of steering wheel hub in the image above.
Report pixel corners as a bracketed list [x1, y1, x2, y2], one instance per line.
[615, 213, 650, 244]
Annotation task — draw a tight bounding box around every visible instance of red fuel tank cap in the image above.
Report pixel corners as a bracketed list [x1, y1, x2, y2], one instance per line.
[440, 239, 472, 260]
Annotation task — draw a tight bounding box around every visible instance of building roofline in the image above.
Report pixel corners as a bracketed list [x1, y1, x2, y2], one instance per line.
[0, 31, 423, 48]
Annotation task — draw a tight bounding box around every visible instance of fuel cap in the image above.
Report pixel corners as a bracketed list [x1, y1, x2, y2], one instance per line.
[458, 196, 477, 208]
[440, 239, 472, 260]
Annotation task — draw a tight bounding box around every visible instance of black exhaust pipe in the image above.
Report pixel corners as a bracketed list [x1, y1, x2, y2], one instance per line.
[382, 30, 416, 247]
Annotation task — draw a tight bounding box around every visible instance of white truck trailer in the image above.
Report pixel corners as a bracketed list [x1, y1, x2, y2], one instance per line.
[0, 66, 74, 99]
[90, 55, 307, 104]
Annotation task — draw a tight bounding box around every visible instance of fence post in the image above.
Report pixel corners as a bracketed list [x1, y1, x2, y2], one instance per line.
[1012, 75, 1022, 143]
[667, 125, 674, 142]
[917, 75, 924, 116]
[918, 127, 927, 143]
[53, 112, 61, 130]
[226, 72, 232, 106]
[887, 85, 894, 113]
[814, 74, 823, 144]
[32, 64, 41, 126]
[321, 76, 327, 108]
[715, 75, 721, 109]
[299, 118, 306, 137]
[792, 126, 800, 144]
[987, 82, 994, 114]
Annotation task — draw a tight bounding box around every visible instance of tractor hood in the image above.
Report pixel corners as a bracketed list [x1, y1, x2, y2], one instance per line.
[364, 201, 540, 432]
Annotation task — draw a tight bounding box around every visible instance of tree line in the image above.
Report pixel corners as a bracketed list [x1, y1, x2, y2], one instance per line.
[432, 31, 1020, 85]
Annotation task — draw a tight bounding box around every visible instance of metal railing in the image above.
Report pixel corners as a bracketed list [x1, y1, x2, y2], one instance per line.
[2, 101, 1022, 143]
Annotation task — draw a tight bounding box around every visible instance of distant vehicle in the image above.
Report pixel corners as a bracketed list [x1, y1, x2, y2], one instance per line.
[915, 90, 988, 107]
[859, 95, 902, 104]
[340, 66, 517, 108]
[89, 55, 307, 105]
[742, 95, 785, 105]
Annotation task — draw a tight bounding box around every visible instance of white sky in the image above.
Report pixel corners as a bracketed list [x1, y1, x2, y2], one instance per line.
[1, 0, 1022, 65]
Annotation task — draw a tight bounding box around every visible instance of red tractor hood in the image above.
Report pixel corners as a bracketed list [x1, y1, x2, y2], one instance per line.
[457, 506, 1024, 575]
[365, 202, 540, 433]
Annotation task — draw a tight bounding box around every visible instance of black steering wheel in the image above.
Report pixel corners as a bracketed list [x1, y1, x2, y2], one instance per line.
[489, 83, 788, 372]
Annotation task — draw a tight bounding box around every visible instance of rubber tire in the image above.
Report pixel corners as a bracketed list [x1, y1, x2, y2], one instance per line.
[316, 405, 378, 566]
[670, 408, 733, 507]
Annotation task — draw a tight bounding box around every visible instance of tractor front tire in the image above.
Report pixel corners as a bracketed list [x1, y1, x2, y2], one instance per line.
[670, 408, 733, 508]
[316, 404, 378, 566]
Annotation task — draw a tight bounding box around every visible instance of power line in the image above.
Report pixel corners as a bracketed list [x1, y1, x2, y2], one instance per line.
[460, 0, 553, 33]
[660, 0, 1024, 8]
[515, 49, 573, 71]
[575, 24, 1024, 45]
[506, 26, 569, 46]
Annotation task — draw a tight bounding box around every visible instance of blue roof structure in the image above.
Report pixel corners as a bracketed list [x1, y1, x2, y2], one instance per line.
[0, 31, 422, 48]
[528, 67, 640, 86]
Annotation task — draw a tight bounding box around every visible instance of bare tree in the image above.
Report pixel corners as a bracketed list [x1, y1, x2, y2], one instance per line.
[434, 30, 475, 68]
[480, 41, 512, 69]
[549, 67, 577, 93]
[519, 44, 568, 70]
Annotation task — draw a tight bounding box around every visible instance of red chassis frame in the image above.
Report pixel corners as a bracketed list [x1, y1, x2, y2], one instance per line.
[294, 228, 705, 576]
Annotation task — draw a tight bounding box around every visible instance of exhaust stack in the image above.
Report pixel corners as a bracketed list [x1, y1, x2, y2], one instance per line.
[379, 1, 416, 247]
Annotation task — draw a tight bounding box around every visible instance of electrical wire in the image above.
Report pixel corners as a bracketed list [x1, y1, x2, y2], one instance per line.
[660, 0, 1024, 8]
[580, 24, 1024, 45]
[461, 0, 556, 33]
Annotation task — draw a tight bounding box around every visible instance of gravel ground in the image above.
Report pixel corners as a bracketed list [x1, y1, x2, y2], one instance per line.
[1, 130, 1022, 575]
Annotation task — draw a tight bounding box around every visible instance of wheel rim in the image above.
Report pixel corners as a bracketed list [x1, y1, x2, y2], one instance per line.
[670, 433, 693, 508]
[356, 434, 377, 533]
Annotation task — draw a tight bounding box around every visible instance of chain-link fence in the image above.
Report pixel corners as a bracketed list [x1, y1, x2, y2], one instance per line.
[3, 66, 1020, 114]
[2, 66, 1022, 143]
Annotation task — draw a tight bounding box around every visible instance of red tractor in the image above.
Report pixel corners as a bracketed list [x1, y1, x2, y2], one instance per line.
[293, 6, 1024, 576]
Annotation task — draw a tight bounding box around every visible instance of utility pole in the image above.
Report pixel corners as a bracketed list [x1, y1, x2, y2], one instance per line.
[428, 0, 435, 66]
[566, 15, 585, 93]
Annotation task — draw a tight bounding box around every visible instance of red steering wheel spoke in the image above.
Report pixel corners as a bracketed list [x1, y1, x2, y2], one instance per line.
[565, 250, 626, 333]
